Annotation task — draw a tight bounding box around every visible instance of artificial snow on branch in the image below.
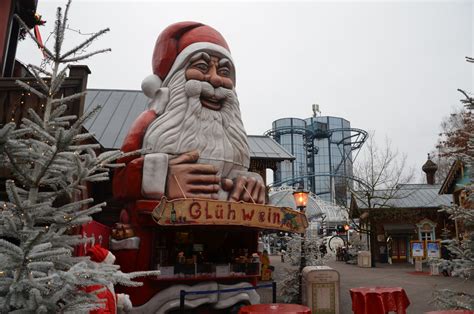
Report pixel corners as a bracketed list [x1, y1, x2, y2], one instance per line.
[0, 1, 159, 312]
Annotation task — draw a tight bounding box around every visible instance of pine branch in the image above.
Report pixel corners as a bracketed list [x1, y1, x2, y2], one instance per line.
[28, 64, 52, 77]
[3, 150, 34, 186]
[60, 48, 111, 63]
[54, 6, 64, 58]
[60, 28, 110, 61]
[50, 91, 87, 106]
[49, 65, 69, 96]
[13, 15, 54, 59]
[15, 80, 47, 99]
[26, 66, 50, 94]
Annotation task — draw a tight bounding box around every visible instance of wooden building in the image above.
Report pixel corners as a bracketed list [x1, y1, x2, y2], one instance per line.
[439, 159, 472, 240]
[351, 158, 453, 263]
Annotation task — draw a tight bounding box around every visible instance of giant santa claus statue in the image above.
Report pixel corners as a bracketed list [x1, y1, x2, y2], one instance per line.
[113, 21, 265, 204]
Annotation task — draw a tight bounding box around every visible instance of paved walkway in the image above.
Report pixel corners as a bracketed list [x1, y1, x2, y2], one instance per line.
[258, 255, 474, 313]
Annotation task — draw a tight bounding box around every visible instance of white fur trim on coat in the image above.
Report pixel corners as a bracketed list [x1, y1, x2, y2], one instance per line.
[110, 237, 141, 250]
[142, 153, 169, 199]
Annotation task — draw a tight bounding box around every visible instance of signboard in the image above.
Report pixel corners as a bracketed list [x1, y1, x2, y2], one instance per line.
[410, 241, 424, 257]
[152, 198, 309, 233]
[427, 241, 441, 258]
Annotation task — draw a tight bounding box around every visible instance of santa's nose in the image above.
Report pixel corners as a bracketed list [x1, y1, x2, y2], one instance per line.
[205, 67, 223, 88]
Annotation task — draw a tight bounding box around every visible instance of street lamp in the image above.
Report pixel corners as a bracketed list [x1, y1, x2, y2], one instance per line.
[293, 189, 309, 211]
[293, 186, 309, 303]
[344, 224, 350, 245]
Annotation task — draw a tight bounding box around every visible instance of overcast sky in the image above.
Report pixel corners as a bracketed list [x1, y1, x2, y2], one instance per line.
[16, 0, 473, 182]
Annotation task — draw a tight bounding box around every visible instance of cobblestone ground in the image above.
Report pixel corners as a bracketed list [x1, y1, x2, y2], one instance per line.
[257, 254, 474, 314]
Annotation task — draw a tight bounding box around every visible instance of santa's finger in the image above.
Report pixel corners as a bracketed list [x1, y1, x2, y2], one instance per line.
[187, 184, 220, 194]
[186, 174, 220, 185]
[169, 150, 200, 165]
[257, 184, 266, 204]
[250, 181, 262, 204]
[188, 163, 219, 174]
[243, 177, 257, 202]
[221, 178, 233, 191]
[229, 176, 247, 202]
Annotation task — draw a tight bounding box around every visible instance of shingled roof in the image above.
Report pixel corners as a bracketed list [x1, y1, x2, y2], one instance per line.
[83, 89, 294, 161]
[352, 184, 452, 210]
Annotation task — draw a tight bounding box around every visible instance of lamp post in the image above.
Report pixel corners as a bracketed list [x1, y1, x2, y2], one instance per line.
[344, 224, 350, 245]
[293, 186, 309, 304]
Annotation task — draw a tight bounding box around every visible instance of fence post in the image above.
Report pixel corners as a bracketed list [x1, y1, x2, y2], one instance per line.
[272, 281, 277, 303]
[179, 290, 185, 314]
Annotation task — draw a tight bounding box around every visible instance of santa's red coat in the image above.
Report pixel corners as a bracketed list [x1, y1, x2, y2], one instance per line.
[113, 110, 158, 200]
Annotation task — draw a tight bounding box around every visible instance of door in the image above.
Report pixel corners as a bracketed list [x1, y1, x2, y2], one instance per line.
[391, 237, 407, 262]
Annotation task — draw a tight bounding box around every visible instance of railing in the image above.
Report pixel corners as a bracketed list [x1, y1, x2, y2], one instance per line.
[0, 65, 90, 126]
[179, 281, 277, 313]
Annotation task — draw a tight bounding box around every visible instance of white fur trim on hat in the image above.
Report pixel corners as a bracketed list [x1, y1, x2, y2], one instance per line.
[162, 42, 235, 87]
[104, 251, 116, 265]
[141, 74, 163, 98]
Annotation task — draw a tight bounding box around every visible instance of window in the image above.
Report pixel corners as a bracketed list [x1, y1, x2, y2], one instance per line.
[416, 219, 436, 242]
[420, 232, 433, 241]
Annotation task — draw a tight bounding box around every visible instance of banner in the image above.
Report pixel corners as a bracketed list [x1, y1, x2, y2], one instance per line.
[410, 241, 424, 258]
[152, 198, 309, 233]
[427, 241, 441, 258]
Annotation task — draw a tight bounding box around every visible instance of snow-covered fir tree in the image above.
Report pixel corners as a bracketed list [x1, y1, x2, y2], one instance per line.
[432, 57, 474, 311]
[278, 233, 332, 303]
[0, 1, 157, 312]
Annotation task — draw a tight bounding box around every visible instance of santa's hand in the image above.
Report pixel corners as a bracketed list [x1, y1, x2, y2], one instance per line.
[228, 175, 266, 204]
[166, 150, 220, 199]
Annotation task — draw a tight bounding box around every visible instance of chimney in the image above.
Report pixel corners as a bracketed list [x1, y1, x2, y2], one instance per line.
[422, 153, 438, 185]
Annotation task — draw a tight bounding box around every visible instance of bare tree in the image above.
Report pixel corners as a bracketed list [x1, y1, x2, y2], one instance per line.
[349, 132, 415, 266]
[432, 105, 474, 182]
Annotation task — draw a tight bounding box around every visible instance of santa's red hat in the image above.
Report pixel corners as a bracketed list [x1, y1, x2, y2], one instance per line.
[142, 21, 235, 98]
[87, 244, 116, 265]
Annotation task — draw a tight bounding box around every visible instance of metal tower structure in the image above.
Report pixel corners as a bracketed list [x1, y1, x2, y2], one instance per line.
[265, 116, 367, 205]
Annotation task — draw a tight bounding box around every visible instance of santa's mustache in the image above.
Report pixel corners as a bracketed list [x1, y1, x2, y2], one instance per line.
[184, 80, 234, 102]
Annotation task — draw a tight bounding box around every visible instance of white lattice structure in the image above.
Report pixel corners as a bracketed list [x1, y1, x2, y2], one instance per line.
[268, 186, 348, 235]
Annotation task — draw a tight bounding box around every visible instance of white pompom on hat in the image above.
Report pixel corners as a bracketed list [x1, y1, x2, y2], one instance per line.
[141, 74, 163, 99]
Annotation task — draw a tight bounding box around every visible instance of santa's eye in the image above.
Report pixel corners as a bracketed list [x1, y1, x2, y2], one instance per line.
[218, 67, 231, 77]
[193, 62, 209, 72]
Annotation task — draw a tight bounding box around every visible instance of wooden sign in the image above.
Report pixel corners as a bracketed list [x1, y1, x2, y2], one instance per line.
[152, 198, 309, 233]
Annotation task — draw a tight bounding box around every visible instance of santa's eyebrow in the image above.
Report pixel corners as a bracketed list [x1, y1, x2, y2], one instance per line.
[218, 58, 232, 68]
[189, 52, 211, 63]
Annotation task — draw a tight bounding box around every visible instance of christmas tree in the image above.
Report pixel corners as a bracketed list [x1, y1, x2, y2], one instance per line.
[0, 1, 157, 312]
[278, 233, 332, 303]
[432, 58, 474, 311]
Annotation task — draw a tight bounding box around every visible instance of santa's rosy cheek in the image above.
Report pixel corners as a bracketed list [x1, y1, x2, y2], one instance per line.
[221, 78, 234, 89]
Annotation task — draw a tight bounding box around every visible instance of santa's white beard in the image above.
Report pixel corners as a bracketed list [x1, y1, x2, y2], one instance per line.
[143, 69, 250, 179]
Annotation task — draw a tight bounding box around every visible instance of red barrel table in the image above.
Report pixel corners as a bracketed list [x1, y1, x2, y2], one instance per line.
[350, 287, 410, 314]
[425, 311, 474, 314]
[239, 303, 311, 314]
